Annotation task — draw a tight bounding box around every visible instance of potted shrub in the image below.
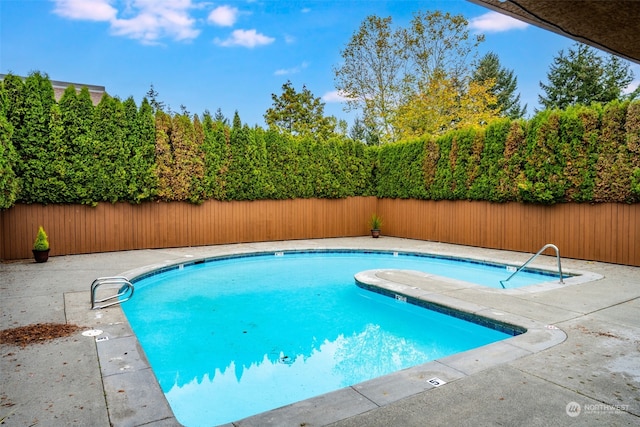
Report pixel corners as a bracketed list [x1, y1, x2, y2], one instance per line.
[32, 226, 50, 263]
[369, 213, 382, 238]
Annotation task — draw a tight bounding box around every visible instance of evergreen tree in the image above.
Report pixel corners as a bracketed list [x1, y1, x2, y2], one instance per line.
[171, 113, 205, 201]
[349, 115, 380, 145]
[16, 71, 56, 202]
[628, 101, 640, 199]
[44, 103, 71, 202]
[561, 105, 600, 202]
[467, 119, 511, 201]
[0, 114, 19, 208]
[262, 128, 300, 199]
[214, 107, 228, 125]
[264, 80, 337, 139]
[232, 110, 242, 130]
[190, 114, 206, 202]
[154, 110, 174, 200]
[602, 55, 638, 101]
[59, 86, 91, 143]
[539, 43, 635, 110]
[146, 84, 165, 112]
[122, 96, 140, 198]
[227, 111, 267, 200]
[58, 86, 95, 203]
[92, 94, 127, 202]
[519, 110, 567, 203]
[134, 98, 158, 201]
[472, 52, 526, 119]
[349, 116, 367, 142]
[594, 101, 634, 202]
[0, 76, 21, 208]
[201, 110, 230, 200]
[123, 97, 157, 202]
[1, 74, 26, 142]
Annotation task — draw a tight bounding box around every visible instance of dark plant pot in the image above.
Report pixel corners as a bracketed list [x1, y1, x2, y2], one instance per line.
[371, 229, 380, 238]
[33, 249, 50, 263]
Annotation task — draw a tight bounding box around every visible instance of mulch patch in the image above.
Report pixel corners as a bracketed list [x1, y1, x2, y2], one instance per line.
[0, 323, 83, 347]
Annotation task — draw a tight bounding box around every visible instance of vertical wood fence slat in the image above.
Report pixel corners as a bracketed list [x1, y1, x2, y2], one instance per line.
[616, 205, 626, 265]
[0, 198, 638, 266]
[629, 204, 638, 266]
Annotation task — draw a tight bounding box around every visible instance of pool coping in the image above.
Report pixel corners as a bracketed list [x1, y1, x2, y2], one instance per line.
[81, 246, 603, 426]
[120, 248, 601, 292]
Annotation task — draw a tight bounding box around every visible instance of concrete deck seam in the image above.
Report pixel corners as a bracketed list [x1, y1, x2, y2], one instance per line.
[577, 295, 640, 316]
[349, 385, 381, 409]
[95, 340, 114, 427]
[548, 296, 640, 328]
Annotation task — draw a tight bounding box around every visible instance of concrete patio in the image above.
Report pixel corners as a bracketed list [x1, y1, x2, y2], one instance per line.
[1, 237, 638, 426]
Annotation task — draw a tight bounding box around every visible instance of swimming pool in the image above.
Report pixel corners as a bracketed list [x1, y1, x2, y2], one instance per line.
[123, 250, 550, 426]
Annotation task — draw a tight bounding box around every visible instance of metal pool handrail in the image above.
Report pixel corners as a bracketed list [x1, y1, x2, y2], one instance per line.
[500, 244, 564, 289]
[91, 276, 134, 309]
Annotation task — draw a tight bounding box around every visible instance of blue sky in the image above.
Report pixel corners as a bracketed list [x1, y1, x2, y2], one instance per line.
[1, 0, 639, 127]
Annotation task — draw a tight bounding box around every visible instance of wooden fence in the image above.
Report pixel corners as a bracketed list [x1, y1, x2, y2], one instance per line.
[0, 198, 377, 261]
[377, 199, 639, 266]
[1, 198, 638, 266]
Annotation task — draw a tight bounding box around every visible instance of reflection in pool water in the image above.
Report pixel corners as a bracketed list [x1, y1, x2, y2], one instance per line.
[165, 323, 440, 425]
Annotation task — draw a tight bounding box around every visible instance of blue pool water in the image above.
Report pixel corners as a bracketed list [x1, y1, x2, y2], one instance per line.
[123, 251, 548, 426]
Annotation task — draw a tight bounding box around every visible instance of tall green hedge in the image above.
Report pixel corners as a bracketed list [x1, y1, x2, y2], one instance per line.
[519, 110, 567, 203]
[593, 101, 635, 202]
[123, 97, 157, 203]
[0, 72, 638, 208]
[0, 114, 19, 208]
[467, 119, 510, 201]
[628, 102, 640, 198]
[560, 104, 599, 202]
[12, 72, 56, 203]
[376, 139, 428, 199]
[379, 101, 640, 203]
[201, 113, 231, 200]
[58, 86, 96, 204]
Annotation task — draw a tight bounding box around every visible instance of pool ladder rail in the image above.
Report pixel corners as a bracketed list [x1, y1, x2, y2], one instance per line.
[91, 276, 134, 310]
[500, 243, 564, 289]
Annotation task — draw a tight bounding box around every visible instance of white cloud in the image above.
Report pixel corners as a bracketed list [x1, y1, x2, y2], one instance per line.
[113, 3, 200, 43]
[52, 0, 200, 43]
[215, 29, 274, 48]
[284, 34, 296, 44]
[52, 0, 117, 21]
[208, 5, 239, 27]
[274, 61, 309, 76]
[322, 90, 350, 103]
[301, 8, 311, 13]
[469, 11, 529, 33]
